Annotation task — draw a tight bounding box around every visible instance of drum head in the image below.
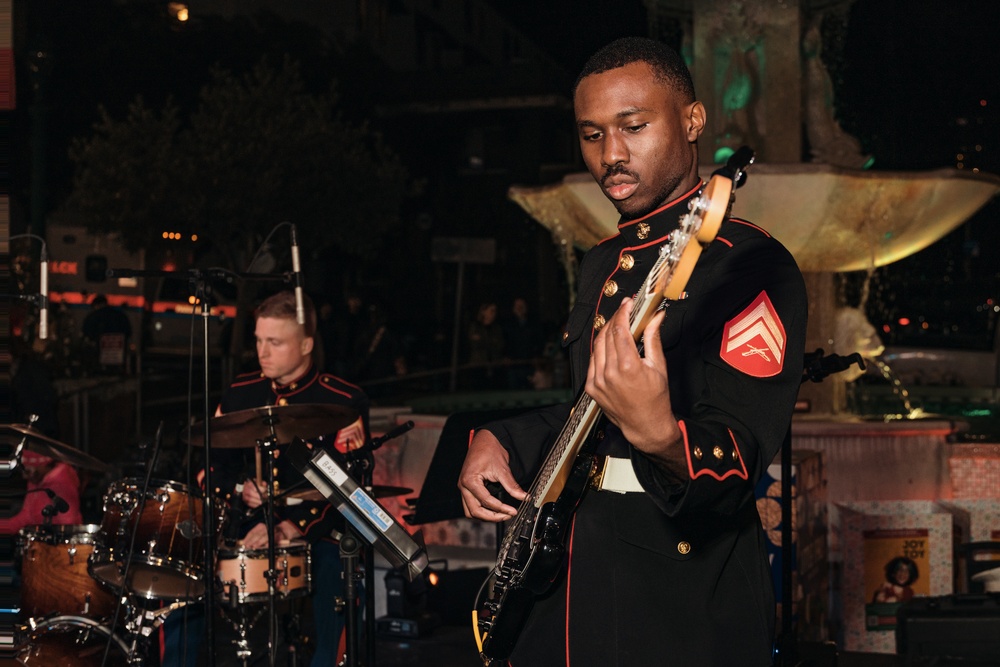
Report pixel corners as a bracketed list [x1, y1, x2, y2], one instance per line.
[16, 615, 130, 667]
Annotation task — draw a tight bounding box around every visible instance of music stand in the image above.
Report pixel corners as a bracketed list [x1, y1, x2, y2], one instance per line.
[286, 438, 430, 667]
[403, 408, 530, 527]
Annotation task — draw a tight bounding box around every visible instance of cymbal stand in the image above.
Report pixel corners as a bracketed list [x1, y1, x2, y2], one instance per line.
[218, 592, 266, 667]
[101, 422, 164, 667]
[256, 415, 282, 667]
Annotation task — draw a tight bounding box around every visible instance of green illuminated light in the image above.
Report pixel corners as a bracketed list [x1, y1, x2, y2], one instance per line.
[713, 146, 735, 164]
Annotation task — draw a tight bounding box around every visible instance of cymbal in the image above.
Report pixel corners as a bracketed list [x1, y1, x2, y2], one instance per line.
[187, 403, 359, 448]
[3, 423, 114, 472]
[284, 485, 413, 502]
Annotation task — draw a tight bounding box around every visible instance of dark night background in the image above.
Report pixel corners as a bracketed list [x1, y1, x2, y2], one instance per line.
[6, 0, 1000, 377]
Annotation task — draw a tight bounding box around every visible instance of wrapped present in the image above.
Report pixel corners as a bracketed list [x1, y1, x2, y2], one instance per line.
[837, 501, 960, 654]
[755, 449, 829, 641]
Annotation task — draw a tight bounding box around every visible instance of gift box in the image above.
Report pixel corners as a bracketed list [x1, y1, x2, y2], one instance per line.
[948, 443, 1000, 499]
[755, 449, 828, 641]
[837, 501, 959, 654]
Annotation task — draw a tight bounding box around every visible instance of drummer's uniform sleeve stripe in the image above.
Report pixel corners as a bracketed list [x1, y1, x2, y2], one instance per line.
[299, 503, 336, 537]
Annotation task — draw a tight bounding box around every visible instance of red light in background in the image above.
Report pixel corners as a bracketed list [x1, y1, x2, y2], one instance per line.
[882, 324, 891, 334]
[898, 317, 911, 326]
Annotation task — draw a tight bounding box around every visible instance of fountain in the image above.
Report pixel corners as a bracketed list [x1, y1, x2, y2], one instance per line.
[507, 0, 1000, 652]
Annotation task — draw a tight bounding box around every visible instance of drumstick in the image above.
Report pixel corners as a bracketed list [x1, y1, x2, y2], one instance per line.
[255, 448, 262, 488]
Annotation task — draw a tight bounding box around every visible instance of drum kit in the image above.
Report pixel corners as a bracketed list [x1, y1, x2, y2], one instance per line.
[6, 405, 412, 666]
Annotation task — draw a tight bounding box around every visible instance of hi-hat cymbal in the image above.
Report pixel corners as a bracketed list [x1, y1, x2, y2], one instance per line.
[284, 485, 413, 502]
[4, 423, 114, 472]
[186, 403, 359, 448]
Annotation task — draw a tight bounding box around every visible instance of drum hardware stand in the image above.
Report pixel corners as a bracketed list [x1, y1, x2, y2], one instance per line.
[218, 591, 267, 667]
[100, 421, 165, 667]
[773, 349, 864, 667]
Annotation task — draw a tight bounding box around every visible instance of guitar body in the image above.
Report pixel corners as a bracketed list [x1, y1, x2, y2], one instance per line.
[473, 148, 754, 666]
[478, 448, 597, 665]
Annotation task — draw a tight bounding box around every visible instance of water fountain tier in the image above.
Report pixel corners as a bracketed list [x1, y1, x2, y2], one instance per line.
[509, 163, 1000, 272]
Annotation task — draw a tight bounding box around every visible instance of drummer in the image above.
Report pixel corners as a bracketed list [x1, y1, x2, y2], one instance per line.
[0, 450, 84, 534]
[169, 290, 370, 666]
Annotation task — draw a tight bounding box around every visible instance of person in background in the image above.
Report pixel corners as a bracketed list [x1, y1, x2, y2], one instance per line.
[502, 296, 546, 390]
[466, 300, 504, 389]
[161, 291, 369, 666]
[0, 450, 83, 534]
[81, 293, 133, 372]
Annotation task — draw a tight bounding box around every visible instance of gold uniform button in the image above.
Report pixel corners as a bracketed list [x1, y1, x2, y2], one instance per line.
[636, 222, 650, 240]
[289, 382, 297, 390]
[732, 449, 739, 460]
[693, 446, 703, 460]
[299, 520, 307, 528]
[278, 398, 288, 406]
[603, 280, 619, 297]
[562, 331, 569, 343]
[677, 541, 691, 555]
[593, 314, 606, 331]
[713, 446, 725, 460]
[620, 254, 635, 271]
[310, 507, 318, 515]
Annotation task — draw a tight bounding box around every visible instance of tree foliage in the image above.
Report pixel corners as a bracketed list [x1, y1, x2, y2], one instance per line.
[67, 58, 415, 270]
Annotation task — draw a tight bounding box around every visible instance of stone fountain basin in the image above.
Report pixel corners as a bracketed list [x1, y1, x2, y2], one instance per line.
[510, 163, 1000, 272]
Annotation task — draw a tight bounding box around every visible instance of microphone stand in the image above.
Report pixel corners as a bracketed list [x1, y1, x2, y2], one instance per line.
[774, 350, 865, 667]
[342, 421, 415, 666]
[255, 416, 282, 667]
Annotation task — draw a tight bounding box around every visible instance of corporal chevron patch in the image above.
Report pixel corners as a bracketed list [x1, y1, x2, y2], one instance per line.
[720, 291, 786, 378]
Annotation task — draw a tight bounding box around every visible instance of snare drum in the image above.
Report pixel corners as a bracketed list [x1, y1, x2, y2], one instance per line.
[16, 614, 130, 666]
[89, 478, 207, 602]
[17, 525, 116, 620]
[217, 541, 311, 604]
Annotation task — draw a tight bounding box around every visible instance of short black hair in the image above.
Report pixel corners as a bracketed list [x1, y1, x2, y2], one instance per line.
[573, 36, 695, 103]
[884, 556, 919, 586]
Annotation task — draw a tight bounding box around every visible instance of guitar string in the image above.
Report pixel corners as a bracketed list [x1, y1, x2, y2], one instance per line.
[495, 195, 706, 566]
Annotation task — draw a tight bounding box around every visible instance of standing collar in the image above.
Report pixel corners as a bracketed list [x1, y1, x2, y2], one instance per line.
[271, 364, 319, 395]
[616, 180, 704, 246]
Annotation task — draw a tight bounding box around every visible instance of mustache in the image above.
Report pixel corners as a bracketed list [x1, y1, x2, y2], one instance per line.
[600, 163, 638, 187]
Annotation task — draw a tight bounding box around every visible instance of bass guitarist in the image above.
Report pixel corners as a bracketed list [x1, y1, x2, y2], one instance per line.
[459, 37, 807, 667]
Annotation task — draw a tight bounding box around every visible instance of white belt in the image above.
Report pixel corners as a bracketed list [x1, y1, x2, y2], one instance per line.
[591, 456, 645, 494]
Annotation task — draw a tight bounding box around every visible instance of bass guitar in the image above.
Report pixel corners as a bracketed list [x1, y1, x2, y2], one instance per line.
[472, 147, 755, 666]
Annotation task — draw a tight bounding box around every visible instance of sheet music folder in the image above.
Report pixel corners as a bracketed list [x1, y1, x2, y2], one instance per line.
[287, 438, 429, 582]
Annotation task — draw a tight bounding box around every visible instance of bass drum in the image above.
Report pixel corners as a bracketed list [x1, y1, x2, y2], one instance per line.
[17, 525, 116, 620]
[16, 615, 130, 667]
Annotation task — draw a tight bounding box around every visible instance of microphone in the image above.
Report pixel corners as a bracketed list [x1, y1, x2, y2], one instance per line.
[370, 420, 415, 450]
[39, 246, 49, 340]
[290, 224, 305, 325]
[42, 488, 70, 514]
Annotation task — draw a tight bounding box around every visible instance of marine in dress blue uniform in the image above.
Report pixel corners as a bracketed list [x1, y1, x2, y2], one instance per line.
[459, 38, 807, 667]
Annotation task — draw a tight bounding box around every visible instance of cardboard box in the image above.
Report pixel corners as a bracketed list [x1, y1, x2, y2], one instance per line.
[837, 501, 959, 654]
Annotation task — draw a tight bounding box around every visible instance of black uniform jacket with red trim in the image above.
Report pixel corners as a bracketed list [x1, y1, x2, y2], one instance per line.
[212, 364, 371, 543]
[482, 179, 807, 553]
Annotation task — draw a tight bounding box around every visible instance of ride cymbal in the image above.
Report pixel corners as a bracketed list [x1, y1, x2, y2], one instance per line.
[4, 423, 114, 472]
[186, 404, 359, 448]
